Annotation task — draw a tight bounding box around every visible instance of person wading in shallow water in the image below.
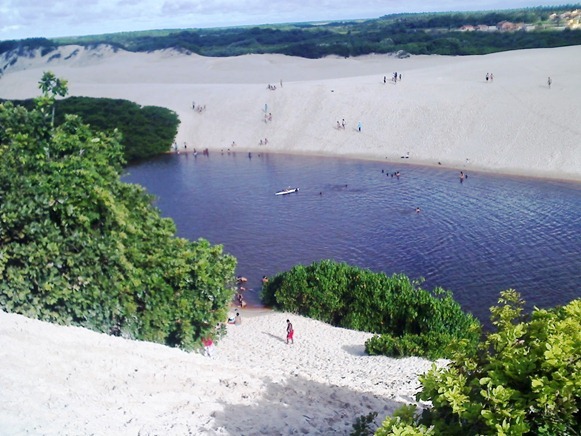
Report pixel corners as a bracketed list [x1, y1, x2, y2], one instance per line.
[286, 319, 294, 344]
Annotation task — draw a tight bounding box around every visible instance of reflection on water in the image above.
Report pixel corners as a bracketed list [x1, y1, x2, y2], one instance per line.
[124, 152, 581, 325]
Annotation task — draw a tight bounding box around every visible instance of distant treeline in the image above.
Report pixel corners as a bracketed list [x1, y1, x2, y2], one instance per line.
[1, 6, 579, 59]
[2, 97, 179, 162]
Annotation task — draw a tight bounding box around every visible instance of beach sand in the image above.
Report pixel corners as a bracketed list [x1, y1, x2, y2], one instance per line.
[1, 45, 580, 181]
[0, 45, 579, 433]
[0, 309, 439, 434]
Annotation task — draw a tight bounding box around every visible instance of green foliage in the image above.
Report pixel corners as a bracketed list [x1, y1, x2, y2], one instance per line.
[378, 290, 581, 435]
[351, 411, 378, 436]
[0, 74, 236, 350]
[23, 6, 577, 58]
[376, 405, 434, 435]
[261, 260, 480, 359]
[3, 96, 179, 163]
[37, 71, 68, 126]
[38, 71, 68, 98]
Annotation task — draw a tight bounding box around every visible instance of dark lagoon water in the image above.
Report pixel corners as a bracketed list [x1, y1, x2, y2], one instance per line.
[123, 152, 581, 325]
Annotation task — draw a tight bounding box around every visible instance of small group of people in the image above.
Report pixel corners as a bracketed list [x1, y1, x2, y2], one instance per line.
[258, 138, 269, 145]
[235, 275, 248, 307]
[173, 141, 189, 153]
[192, 101, 207, 112]
[485, 72, 494, 82]
[336, 118, 346, 130]
[266, 84, 278, 90]
[384, 72, 401, 84]
[193, 148, 210, 156]
[264, 112, 273, 123]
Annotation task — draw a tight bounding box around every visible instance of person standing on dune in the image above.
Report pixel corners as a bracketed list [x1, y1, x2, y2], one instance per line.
[286, 319, 294, 344]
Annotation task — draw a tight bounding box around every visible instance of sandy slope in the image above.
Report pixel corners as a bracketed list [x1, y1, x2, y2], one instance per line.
[0, 310, 438, 434]
[1, 45, 580, 181]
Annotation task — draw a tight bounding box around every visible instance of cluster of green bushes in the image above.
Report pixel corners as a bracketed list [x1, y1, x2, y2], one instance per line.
[376, 291, 581, 435]
[3, 96, 179, 163]
[261, 260, 480, 359]
[0, 73, 235, 349]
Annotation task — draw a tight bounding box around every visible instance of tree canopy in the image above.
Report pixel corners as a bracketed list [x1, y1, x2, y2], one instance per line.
[3, 96, 179, 163]
[0, 72, 236, 349]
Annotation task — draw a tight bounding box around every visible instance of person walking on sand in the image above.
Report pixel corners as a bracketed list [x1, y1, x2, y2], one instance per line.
[547, 76, 552, 88]
[202, 337, 214, 357]
[286, 319, 294, 344]
[235, 312, 242, 325]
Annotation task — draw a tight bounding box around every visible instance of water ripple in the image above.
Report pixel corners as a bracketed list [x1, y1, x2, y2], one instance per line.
[124, 152, 581, 325]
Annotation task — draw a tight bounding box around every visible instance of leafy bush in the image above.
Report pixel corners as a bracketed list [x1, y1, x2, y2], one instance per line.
[262, 260, 480, 359]
[351, 411, 378, 436]
[366, 330, 474, 360]
[377, 290, 581, 435]
[3, 96, 179, 163]
[0, 74, 235, 349]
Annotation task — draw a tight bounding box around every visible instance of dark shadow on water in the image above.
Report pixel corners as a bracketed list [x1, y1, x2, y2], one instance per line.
[212, 375, 401, 435]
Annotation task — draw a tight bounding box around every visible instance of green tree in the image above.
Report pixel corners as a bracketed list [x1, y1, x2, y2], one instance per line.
[377, 290, 581, 435]
[0, 74, 236, 349]
[37, 71, 68, 126]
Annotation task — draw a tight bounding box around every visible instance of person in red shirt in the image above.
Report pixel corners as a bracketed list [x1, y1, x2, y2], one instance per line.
[286, 320, 294, 345]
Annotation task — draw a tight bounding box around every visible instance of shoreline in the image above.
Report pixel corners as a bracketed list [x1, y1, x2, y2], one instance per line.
[169, 148, 581, 185]
[1, 45, 580, 185]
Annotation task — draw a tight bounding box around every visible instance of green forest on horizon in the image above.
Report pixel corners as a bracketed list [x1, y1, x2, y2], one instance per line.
[1, 5, 580, 59]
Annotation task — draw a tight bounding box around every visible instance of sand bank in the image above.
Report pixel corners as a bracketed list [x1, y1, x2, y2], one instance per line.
[1, 45, 580, 181]
[0, 309, 439, 434]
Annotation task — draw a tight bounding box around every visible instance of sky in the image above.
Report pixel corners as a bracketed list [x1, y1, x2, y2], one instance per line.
[0, 0, 573, 41]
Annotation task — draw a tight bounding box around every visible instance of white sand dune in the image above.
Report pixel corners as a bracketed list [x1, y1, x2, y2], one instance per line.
[1, 45, 580, 181]
[0, 309, 438, 434]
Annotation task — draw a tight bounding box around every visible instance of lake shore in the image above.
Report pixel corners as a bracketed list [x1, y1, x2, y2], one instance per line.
[0, 45, 580, 182]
